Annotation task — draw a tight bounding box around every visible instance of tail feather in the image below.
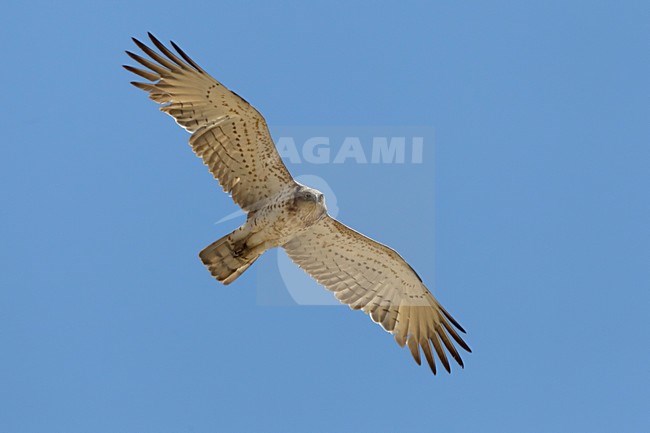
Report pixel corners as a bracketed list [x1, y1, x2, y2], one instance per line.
[199, 233, 260, 285]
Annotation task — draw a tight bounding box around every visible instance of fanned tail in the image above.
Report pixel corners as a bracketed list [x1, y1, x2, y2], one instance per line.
[199, 232, 261, 285]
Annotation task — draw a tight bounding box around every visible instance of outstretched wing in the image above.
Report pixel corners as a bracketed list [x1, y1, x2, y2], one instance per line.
[124, 33, 296, 211]
[283, 216, 471, 374]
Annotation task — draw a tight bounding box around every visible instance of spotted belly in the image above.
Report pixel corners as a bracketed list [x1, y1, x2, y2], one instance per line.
[246, 193, 326, 248]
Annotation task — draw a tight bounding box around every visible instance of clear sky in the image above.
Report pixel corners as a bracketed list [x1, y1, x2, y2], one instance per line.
[1, 1, 648, 432]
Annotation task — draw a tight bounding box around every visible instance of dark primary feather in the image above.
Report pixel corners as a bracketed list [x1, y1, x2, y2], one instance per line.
[122, 64, 158, 81]
[146, 33, 188, 69]
[125, 50, 168, 75]
[170, 40, 205, 72]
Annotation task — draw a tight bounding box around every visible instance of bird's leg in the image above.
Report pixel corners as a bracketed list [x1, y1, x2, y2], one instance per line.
[231, 239, 247, 257]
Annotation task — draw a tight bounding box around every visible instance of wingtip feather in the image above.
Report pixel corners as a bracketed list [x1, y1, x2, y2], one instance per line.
[170, 40, 205, 73]
[407, 337, 421, 366]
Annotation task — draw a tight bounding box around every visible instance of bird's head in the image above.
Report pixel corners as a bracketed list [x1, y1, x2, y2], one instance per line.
[295, 186, 327, 218]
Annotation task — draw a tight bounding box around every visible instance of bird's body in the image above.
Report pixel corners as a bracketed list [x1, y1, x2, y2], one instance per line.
[125, 33, 471, 374]
[249, 184, 327, 245]
[200, 184, 327, 284]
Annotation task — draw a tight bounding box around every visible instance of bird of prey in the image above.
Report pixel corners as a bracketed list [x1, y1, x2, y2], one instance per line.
[124, 33, 471, 374]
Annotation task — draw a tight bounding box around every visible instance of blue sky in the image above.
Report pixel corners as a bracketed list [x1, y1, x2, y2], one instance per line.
[1, 1, 649, 432]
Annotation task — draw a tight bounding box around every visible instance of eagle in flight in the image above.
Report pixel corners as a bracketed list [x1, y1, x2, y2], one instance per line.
[124, 33, 471, 374]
